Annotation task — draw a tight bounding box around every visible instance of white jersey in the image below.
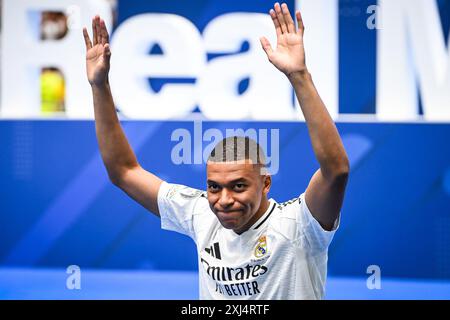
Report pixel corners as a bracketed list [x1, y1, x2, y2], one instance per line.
[157, 181, 339, 300]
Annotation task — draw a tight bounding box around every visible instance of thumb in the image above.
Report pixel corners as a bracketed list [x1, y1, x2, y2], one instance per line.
[104, 43, 111, 57]
[260, 37, 273, 58]
[103, 44, 111, 67]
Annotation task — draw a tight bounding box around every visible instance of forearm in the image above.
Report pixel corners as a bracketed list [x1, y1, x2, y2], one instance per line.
[290, 71, 349, 179]
[91, 82, 139, 181]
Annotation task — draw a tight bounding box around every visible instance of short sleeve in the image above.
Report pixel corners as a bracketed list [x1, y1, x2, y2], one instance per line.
[294, 192, 340, 253]
[157, 181, 206, 241]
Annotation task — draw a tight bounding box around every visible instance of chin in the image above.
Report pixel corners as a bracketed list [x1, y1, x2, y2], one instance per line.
[219, 219, 240, 230]
[220, 220, 236, 229]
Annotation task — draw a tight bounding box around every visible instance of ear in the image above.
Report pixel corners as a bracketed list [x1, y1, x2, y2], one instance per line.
[262, 175, 272, 195]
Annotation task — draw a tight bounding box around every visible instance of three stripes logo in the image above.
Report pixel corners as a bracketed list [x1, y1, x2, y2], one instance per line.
[204, 242, 221, 260]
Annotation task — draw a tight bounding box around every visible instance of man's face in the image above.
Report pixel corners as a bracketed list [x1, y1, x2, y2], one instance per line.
[206, 160, 270, 234]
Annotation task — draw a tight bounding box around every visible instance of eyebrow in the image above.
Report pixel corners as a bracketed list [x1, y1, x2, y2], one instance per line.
[207, 178, 248, 185]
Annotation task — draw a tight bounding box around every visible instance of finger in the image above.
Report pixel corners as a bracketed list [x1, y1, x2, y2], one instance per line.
[104, 20, 110, 44]
[82, 27, 92, 50]
[92, 16, 98, 46]
[104, 43, 111, 56]
[274, 3, 287, 34]
[269, 9, 282, 37]
[103, 43, 111, 64]
[296, 10, 305, 36]
[95, 16, 102, 45]
[281, 3, 295, 33]
[100, 19, 109, 45]
[260, 36, 273, 58]
[99, 19, 105, 45]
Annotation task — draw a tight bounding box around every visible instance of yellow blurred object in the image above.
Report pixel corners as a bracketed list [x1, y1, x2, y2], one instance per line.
[41, 69, 65, 114]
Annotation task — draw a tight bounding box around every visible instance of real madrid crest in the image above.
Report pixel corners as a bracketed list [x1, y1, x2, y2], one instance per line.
[254, 235, 268, 258]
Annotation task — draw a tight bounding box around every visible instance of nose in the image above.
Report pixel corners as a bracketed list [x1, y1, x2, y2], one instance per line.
[218, 189, 234, 208]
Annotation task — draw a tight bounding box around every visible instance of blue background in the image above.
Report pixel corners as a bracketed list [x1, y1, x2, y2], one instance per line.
[2, 120, 450, 281]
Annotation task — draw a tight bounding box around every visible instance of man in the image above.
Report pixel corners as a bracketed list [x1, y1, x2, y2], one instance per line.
[83, 2, 349, 299]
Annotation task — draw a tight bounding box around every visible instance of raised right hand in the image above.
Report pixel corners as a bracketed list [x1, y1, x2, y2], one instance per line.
[83, 16, 111, 86]
[260, 3, 307, 78]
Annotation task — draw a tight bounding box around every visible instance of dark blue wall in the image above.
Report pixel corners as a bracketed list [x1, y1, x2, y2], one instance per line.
[1, 121, 450, 280]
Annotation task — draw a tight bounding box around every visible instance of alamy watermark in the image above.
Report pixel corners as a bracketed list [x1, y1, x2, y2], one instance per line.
[366, 265, 381, 290]
[66, 265, 81, 290]
[366, 5, 382, 30]
[170, 121, 280, 175]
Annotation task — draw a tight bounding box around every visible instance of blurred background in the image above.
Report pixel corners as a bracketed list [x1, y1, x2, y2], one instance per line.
[0, 0, 449, 299]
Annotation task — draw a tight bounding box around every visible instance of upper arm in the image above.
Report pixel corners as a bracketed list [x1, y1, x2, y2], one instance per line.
[113, 165, 163, 217]
[305, 168, 349, 231]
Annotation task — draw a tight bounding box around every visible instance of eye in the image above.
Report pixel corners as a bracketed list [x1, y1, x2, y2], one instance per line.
[234, 183, 246, 191]
[208, 184, 220, 192]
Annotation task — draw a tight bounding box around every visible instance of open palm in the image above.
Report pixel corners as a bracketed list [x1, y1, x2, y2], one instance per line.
[83, 16, 111, 86]
[260, 3, 307, 76]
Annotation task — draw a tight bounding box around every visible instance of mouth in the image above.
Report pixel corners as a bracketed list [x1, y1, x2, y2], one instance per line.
[220, 209, 242, 213]
[217, 210, 243, 221]
[217, 209, 243, 214]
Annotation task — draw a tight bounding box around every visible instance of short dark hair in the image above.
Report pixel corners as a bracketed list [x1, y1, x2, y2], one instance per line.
[208, 136, 267, 166]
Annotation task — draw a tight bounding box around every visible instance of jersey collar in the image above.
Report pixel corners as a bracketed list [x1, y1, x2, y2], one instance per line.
[251, 199, 276, 231]
[224, 199, 276, 240]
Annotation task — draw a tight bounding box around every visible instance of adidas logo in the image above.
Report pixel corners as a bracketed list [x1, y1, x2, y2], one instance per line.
[204, 242, 221, 260]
